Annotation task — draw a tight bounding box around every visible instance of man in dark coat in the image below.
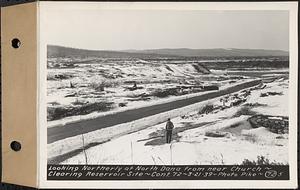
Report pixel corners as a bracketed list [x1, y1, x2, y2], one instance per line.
[165, 118, 174, 143]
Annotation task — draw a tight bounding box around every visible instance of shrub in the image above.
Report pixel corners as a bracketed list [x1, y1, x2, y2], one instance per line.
[118, 102, 128, 107]
[260, 93, 268, 97]
[205, 131, 227, 138]
[242, 156, 285, 165]
[260, 91, 283, 97]
[47, 73, 73, 81]
[243, 103, 267, 107]
[268, 91, 283, 96]
[47, 101, 114, 121]
[90, 79, 119, 91]
[248, 115, 289, 134]
[231, 98, 247, 106]
[151, 88, 179, 98]
[198, 104, 214, 115]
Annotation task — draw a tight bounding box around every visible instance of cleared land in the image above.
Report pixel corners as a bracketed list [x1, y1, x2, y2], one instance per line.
[61, 77, 289, 165]
[48, 79, 261, 143]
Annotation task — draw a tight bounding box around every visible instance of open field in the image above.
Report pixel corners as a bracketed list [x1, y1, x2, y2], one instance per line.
[47, 55, 288, 126]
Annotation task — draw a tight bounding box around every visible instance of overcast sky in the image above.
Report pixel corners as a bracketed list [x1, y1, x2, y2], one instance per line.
[41, 7, 289, 51]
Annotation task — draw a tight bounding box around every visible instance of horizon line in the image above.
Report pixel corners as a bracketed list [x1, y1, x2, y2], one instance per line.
[47, 44, 289, 52]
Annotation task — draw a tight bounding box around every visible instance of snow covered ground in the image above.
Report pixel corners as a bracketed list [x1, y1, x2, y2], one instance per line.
[47, 58, 253, 127]
[57, 77, 289, 165]
[47, 78, 253, 128]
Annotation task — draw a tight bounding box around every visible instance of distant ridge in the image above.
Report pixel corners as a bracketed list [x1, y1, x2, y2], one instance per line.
[48, 45, 289, 58]
[47, 45, 179, 58]
[125, 48, 289, 57]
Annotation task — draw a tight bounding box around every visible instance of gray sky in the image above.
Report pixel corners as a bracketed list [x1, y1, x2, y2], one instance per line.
[42, 9, 289, 51]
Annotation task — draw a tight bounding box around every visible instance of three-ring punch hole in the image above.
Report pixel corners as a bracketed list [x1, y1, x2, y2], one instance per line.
[11, 38, 21, 48]
[10, 141, 21, 151]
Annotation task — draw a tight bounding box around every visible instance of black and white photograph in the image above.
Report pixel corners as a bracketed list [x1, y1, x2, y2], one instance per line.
[45, 4, 292, 169]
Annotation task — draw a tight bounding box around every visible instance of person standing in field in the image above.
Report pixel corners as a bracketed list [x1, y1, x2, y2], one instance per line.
[165, 118, 174, 143]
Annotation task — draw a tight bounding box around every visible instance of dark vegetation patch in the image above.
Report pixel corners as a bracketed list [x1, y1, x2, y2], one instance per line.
[118, 102, 128, 107]
[165, 65, 174, 72]
[248, 115, 288, 134]
[260, 91, 283, 97]
[198, 104, 214, 115]
[90, 80, 119, 91]
[127, 97, 151, 101]
[47, 73, 74, 80]
[205, 131, 228, 138]
[241, 156, 286, 165]
[243, 103, 267, 107]
[151, 88, 181, 98]
[202, 58, 289, 70]
[231, 98, 247, 106]
[192, 63, 211, 74]
[150, 85, 218, 98]
[47, 101, 114, 121]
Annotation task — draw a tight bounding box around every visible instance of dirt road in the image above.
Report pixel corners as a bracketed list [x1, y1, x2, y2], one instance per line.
[48, 80, 261, 144]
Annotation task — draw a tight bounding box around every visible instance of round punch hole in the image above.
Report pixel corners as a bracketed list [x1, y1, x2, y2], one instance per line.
[10, 141, 21, 151]
[11, 38, 21, 48]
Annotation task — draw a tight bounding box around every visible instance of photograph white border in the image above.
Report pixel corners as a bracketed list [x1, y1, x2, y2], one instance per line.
[38, 1, 298, 189]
